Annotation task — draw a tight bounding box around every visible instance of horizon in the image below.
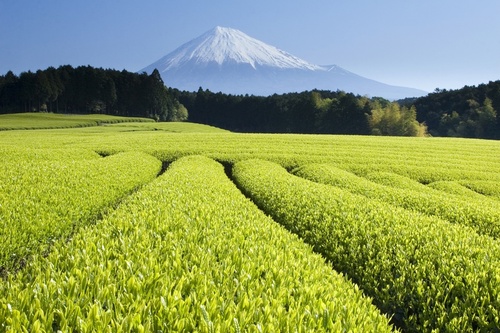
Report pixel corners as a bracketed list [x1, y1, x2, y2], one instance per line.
[1, 1, 499, 92]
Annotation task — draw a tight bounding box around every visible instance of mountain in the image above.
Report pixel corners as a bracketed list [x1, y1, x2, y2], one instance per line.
[140, 26, 427, 99]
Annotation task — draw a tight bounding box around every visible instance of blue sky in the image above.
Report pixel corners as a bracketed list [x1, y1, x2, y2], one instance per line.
[1, 0, 499, 92]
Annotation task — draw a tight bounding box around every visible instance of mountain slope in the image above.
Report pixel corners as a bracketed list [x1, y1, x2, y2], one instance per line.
[140, 26, 427, 99]
[147, 26, 322, 71]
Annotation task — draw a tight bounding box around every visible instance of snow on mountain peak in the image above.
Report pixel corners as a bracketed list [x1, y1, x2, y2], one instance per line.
[139, 26, 428, 99]
[154, 26, 322, 71]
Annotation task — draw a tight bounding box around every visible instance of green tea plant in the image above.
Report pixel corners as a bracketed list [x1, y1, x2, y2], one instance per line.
[0, 156, 394, 332]
[0, 150, 161, 274]
[233, 159, 500, 332]
[427, 180, 494, 199]
[292, 163, 500, 239]
[2, 126, 500, 182]
[460, 180, 500, 200]
[1, 115, 500, 331]
[106, 121, 230, 133]
[0, 113, 153, 130]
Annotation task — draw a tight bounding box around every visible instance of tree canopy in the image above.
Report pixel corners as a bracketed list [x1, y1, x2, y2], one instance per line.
[408, 81, 500, 139]
[0, 66, 187, 121]
[3, 65, 498, 138]
[367, 102, 427, 137]
[175, 88, 424, 136]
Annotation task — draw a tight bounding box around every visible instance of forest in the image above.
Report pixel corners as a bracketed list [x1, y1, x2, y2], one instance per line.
[408, 81, 500, 139]
[173, 82, 500, 138]
[0, 66, 187, 121]
[1, 65, 500, 138]
[173, 88, 426, 136]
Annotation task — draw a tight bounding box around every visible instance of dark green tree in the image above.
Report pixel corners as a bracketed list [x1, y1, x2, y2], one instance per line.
[413, 80, 500, 138]
[19, 71, 36, 112]
[34, 70, 53, 111]
[0, 71, 20, 113]
[142, 69, 169, 120]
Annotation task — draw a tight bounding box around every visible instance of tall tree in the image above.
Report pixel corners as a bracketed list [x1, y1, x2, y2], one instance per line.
[0, 71, 20, 113]
[34, 70, 53, 111]
[19, 71, 36, 112]
[142, 69, 169, 120]
[367, 102, 427, 136]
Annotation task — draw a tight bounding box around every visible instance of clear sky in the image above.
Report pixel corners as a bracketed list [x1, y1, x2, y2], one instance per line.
[1, 0, 499, 92]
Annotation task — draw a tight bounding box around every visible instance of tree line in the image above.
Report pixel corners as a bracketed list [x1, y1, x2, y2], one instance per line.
[407, 80, 500, 139]
[0, 66, 187, 121]
[0, 65, 426, 136]
[172, 88, 426, 136]
[172, 81, 500, 138]
[3, 64, 498, 138]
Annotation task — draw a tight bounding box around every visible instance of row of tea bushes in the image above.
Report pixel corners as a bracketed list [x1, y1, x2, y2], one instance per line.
[426, 180, 489, 198]
[3, 128, 500, 183]
[233, 159, 500, 332]
[459, 180, 500, 200]
[0, 156, 394, 332]
[0, 150, 162, 274]
[292, 164, 500, 239]
[0, 113, 153, 131]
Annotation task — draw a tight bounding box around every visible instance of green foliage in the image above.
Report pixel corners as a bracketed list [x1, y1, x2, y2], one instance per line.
[459, 180, 500, 199]
[2, 126, 500, 181]
[440, 98, 498, 138]
[367, 102, 427, 136]
[233, 159, 500, 332]
[106, 121, 230, 133]
[0, 113, 153, 130]
[0, 156, 393, 332]
[1, 123, 500, 331]
[426, 180, 489, 199]
[0, 150, 161, 274]
[293, 164, 500, 239]
[166, 100, 189, 122]
[0, 66, 187, 121]
[179, 89, 372, 134]
[412, 81, 500, 139]
[143, 69, 189, 122]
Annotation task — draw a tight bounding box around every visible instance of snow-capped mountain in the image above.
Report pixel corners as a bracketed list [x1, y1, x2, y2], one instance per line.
[140, 26, 427, 99]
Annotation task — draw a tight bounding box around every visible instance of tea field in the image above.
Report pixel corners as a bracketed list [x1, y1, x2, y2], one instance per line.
[1, 114, 500, 332]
